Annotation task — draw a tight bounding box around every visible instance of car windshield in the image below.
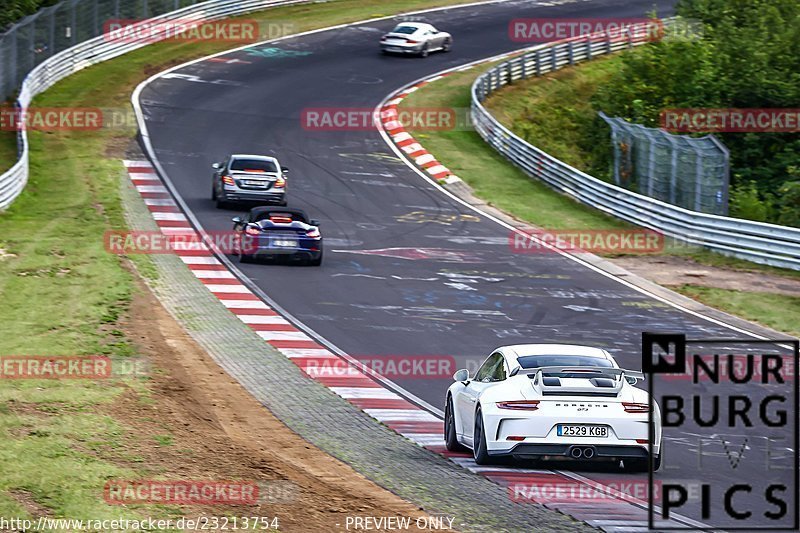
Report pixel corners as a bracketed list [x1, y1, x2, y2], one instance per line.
[392, 25, 419, 35]
[517, 355, 613, 369]
[230, 159, 277, 173]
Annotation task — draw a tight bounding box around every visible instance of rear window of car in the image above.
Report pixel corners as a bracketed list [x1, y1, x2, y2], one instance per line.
[517, 355, 613, 369]
[392, 25, 419, 34]
[231, 159, 277, 173]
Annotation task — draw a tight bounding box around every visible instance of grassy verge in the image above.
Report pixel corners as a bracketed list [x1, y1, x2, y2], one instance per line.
[0, 0, 480, 520]
[482, 55, 618, 176]
[0, 131, 16, 172]
[672, 285, 800, 338]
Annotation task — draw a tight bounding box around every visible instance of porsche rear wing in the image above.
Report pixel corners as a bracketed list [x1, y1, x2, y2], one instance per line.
[524, 366, 645, 397]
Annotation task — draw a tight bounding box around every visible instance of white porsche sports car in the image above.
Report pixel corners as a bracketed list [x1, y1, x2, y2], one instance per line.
[445, 344, 661, 470]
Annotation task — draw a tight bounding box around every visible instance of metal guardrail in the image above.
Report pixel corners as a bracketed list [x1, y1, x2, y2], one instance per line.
[471, 26, 800, 270]
[0, 0, 311, 211]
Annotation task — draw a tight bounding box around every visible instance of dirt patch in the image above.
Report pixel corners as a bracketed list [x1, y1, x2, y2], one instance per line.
[611, 255, 800, 297]
[105, 277, 442, 532]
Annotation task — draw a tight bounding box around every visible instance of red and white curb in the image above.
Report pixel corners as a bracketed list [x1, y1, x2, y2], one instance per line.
[379, 77, 462, 185]
[124, 159, 685, 532]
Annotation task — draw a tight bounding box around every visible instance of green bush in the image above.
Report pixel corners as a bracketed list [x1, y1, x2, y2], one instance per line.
[1, 0, 60, 30]
[729, 180, 771, 222]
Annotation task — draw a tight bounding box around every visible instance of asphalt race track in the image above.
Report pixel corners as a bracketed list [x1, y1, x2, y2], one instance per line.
[138, 0, 797, 528]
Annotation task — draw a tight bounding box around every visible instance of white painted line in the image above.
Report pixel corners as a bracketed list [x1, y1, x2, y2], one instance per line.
[402, 143, 424, 154]
[406, 434, 446, 446]
[179, 256, 221, 265]
[414, 154, 435, 165]
[205, 284, 252, 294]
[152, 212, 188, 221]
[219, 299, 270, 309]
[255, 330, 309, 342]
[144, 198, 178, 206]
[123, 160, 153, 168]
[280, 348, 335, 358]
[191, 270, 235, 279]
[364, 409, 439, 422]
[329, 387, 402, 399]
[136, 185, 168, 193]
[236, 315, 290, 325]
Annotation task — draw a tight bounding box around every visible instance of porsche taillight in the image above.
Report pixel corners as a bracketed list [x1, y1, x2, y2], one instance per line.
[622, 402, 650, 413]
[496, 400, 540, 410]
[244, 226, 261, 236]
[306, 227, 320, 238]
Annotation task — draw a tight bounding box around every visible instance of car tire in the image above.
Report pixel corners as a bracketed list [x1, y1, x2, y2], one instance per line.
[653, 454, 662, 471]
[442, 39, 452, 52]
[445, 396, 467, 452]
[308, 252, 322, 266]
[211, 184, 217, 200]
[473, 407, 493, 465]
[238, 248, 252, 264]
[419, 44, 429, 58]
[215, 198, 229, 209]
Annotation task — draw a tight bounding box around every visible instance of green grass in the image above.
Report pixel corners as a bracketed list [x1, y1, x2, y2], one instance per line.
[673, 285, 800, 338]
[483, 55, 619, 175]
[0, 131, 16, 173]
[0, 0, 481, 520]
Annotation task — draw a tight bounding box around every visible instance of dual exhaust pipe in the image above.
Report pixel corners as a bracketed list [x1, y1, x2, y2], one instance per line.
[569, 446, 595, 459]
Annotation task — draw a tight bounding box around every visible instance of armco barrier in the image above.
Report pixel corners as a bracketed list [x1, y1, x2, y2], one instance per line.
[0, 0, 310, 211]
[470, 23, 800, 270]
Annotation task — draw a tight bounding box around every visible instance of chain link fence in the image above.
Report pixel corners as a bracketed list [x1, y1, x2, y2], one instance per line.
[600, 112, 730, 215]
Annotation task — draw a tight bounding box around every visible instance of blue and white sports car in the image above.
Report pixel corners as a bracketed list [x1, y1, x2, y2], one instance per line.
[232, 207, 322, 266]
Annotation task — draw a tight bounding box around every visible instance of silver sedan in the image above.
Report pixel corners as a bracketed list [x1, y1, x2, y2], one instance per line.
[380, 22, 452, 57]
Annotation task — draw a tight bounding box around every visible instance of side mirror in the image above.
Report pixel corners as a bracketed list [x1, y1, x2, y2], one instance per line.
[212, 162, 220, 169]
[281, 167, 289, 173]
[310, 219, 320, 227]
[453, 369, 469, 383]
[231, 216, 243, 224]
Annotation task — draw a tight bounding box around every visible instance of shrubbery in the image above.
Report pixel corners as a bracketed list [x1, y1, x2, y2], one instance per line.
[1, 0, 60, 31]
[590, 0, 800, 225]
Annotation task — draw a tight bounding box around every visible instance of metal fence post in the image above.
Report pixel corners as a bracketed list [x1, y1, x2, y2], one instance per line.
[586, 36, 592, 60]
[568, 41, 574, 65]
[48, 10, 56, 58]
[550, 45, 556, 71]
[668, 136, 678, 205]
[535, 49, 541, 76]
[521, 54, 527, 79]
[70, 1, 77, 46]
